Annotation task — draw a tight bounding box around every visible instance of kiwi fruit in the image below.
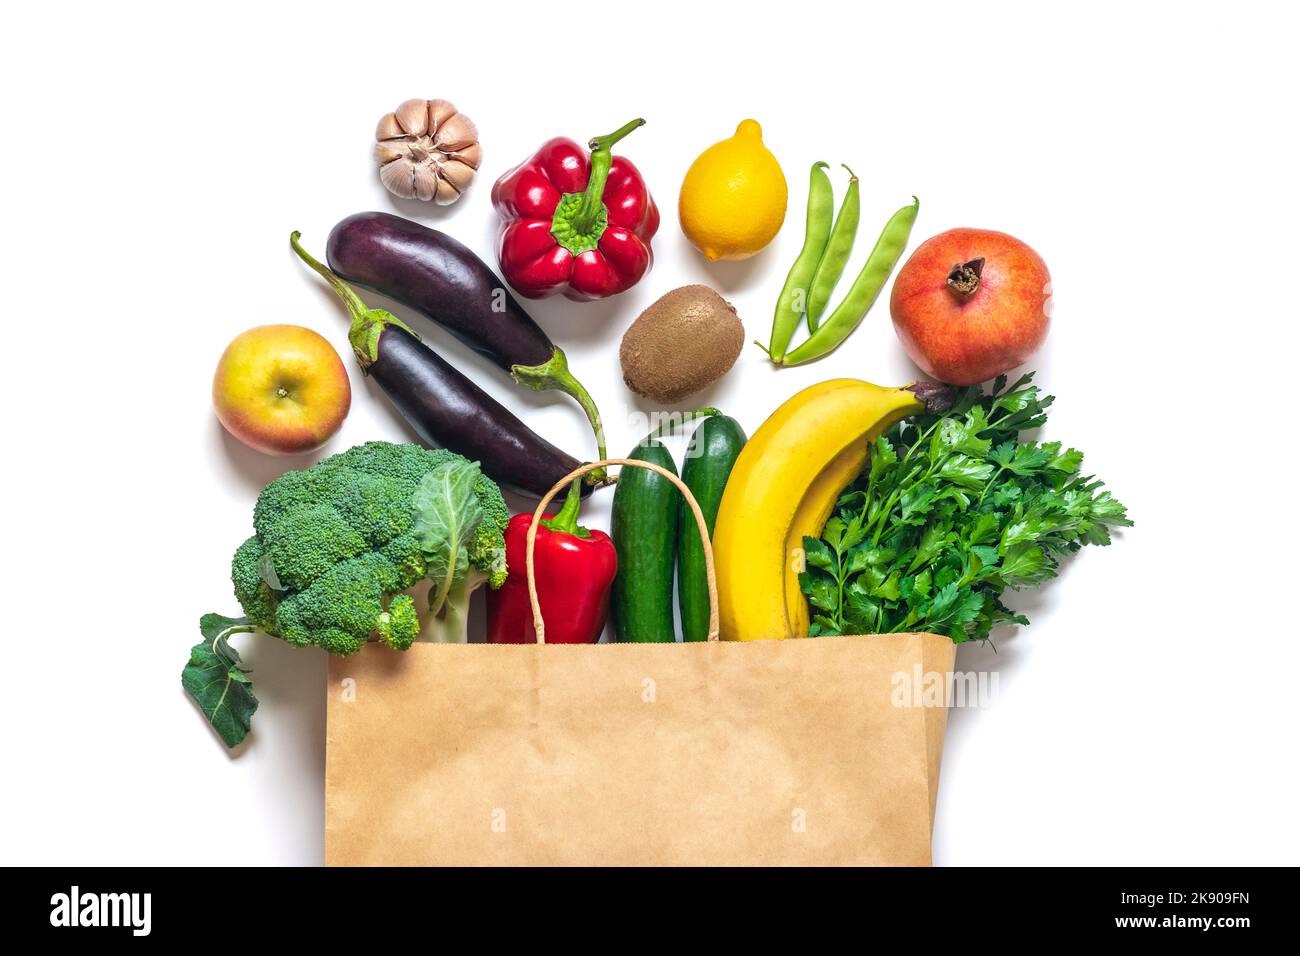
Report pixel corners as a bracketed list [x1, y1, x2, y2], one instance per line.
[619, 285, 744, 403]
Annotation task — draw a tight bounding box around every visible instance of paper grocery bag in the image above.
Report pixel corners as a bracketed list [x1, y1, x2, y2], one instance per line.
[325, 632, 954, 866]
[324, 459, 956, 866]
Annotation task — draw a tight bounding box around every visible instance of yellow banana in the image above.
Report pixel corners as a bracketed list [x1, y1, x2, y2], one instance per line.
[712, 380, 925, 641]
[782, 440, 869, 637]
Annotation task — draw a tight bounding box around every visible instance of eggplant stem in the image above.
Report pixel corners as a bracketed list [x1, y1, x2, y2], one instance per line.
[290, 231, 417, 366]
[511, 348, 608, 465]
[290, 231, 368, 318]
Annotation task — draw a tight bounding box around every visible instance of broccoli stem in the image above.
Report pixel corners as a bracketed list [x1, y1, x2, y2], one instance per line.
[420, 568, 488, 644]
[212, 623, 256, 668]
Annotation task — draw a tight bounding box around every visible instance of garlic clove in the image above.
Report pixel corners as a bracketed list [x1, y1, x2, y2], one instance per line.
[380, 160, 418, 200]
[434, 113, 478, 152]
[411, 163, 441, 202]
[439, 159, 477, 194]
[434, 176, 462, 205]
[446, 142, 481, 170]
[427, 98, 458, 132]
[374, 140, 408, 164]
[394, 98, 429, 137]
[375, 112, 405, 141]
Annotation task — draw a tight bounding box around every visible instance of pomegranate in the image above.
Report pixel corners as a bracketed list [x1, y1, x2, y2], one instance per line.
[890, 228, 1051, 386]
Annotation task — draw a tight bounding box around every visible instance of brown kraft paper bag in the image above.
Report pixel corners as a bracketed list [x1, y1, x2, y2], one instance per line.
[325, 459, 956, 866]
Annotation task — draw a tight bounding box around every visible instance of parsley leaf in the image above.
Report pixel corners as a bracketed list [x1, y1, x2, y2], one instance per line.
[800, 374, 1131, 643]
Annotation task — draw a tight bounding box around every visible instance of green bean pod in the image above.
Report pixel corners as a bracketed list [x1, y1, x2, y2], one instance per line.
[805, 165, 860, 333]
[766, 162, 833, 363]
[780, 196, 919, 367]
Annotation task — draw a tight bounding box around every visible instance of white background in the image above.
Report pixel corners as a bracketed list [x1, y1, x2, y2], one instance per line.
[3, 1, 1296, 866]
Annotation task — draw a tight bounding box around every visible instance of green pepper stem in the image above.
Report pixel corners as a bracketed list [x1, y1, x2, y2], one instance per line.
[540, 477, 589, 538]
[573, 118, 645, 234]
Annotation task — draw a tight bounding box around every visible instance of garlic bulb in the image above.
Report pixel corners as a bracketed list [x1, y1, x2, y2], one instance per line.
[375, 99, 481, 204]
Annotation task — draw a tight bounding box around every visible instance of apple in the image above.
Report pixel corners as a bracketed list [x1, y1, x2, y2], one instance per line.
[213, 325, 351, 455]
[890, 228, 1052, 386]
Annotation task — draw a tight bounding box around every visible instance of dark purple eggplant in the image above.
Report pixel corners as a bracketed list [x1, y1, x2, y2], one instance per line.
[290, 232, 598, 497]
[325, 211, 606, 460]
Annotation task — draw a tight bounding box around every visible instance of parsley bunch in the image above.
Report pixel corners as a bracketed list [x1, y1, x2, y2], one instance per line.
[800, 374, 1131, 643]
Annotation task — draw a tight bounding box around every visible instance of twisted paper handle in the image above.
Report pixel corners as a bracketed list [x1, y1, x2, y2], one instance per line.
[525, 459, 720, 644]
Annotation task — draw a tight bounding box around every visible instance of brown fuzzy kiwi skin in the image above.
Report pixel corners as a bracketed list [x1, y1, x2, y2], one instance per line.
[619, 285, 744, 403]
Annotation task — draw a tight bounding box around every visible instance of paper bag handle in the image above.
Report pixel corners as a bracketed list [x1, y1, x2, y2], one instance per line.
[525, 459, 720, 644]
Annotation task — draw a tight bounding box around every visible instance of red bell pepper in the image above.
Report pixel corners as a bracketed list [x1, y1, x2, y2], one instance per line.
[492, 118, 659, 301]
[486, 478, 617, 644]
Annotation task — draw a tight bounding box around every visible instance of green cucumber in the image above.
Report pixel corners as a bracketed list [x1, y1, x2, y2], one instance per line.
[611, 440, 680, 643]
[677, 416, 747, 642]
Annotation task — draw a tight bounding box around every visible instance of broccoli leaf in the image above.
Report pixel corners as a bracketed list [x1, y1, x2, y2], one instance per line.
[412, 460, 485, 617]
[183, 614, 258, 749]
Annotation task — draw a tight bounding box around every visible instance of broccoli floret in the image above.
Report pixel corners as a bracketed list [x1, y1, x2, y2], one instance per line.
[262, 503, 369, 591]
[224, 441, 509, 655]
[474, 521, 509, 590]
[231, 535, 278, 628]
[376, 595, 419, 650]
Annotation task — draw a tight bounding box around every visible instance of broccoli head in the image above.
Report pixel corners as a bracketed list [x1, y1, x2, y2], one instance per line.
[230, 441, 509, 654]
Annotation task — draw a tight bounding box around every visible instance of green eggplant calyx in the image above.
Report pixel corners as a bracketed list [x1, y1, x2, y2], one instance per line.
[511, 347, 608, 473]
[348, 308, 417, 368]
[289, 231, 417, 367]
[540, 477, 590, 538]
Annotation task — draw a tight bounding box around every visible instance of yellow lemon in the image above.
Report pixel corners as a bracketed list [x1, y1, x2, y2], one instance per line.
[679, 119, 787, 261]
